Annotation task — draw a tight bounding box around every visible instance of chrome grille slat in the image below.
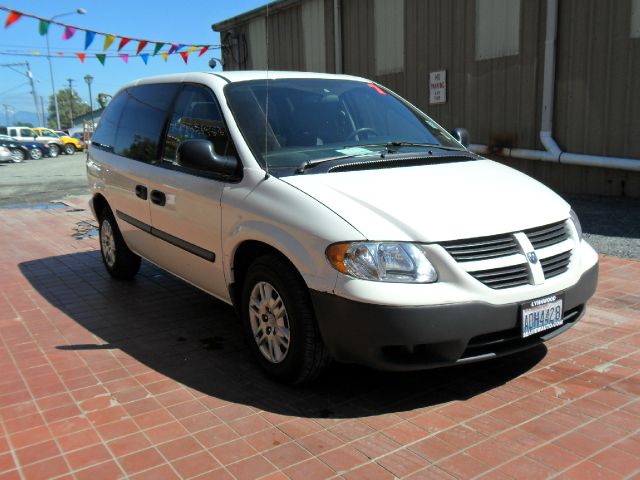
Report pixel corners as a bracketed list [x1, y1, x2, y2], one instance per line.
[441, 235, 518, 262]
[541, 251, 572, 279]
[470, 264, 529, 289]
[526, 221, 569, 249]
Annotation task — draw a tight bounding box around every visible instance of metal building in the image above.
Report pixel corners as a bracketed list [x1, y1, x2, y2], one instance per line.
[213, 0, 640, 197]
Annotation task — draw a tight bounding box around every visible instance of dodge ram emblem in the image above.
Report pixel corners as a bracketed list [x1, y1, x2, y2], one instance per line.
[527, 252, 538, 264]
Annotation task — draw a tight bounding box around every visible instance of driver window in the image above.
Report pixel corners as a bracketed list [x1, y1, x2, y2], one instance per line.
[162, 84, 236, 167]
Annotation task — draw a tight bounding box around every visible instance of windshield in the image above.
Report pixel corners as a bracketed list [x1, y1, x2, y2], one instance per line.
[224, 79, 462, 168]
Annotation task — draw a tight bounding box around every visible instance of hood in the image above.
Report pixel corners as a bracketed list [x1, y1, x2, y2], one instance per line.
[282, 159, 570, 242]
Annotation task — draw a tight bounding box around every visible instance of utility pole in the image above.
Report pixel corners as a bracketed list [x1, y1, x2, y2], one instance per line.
[3, 104, 12, 125]
[0, 62, 42, 126]
[40, 96, 46, 127]
[67, 78, 75, 129]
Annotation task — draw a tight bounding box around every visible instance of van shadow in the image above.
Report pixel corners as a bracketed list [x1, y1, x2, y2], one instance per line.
[19, 251, 546, 419]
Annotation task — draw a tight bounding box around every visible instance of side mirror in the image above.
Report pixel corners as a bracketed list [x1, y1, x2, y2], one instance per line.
[451, 128, 470, 148]
[176, 139, 238, 176]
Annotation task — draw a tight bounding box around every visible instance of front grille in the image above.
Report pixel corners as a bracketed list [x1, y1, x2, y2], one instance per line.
[541, 250, 572, 279]
[441, 234, 519, 262]
[525, 221, 569, 249]
[470, 264, 530, 289]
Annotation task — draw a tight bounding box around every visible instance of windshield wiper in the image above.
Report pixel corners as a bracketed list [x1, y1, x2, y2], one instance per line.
[345, 142, 465, 153]
[296, 152, 382, 173]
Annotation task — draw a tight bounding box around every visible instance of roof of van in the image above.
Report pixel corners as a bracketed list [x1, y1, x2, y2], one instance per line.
[119, 70, 370, 90]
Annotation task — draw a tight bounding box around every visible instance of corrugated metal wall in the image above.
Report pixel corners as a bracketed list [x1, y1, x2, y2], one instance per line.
[214, 0, 640, 196]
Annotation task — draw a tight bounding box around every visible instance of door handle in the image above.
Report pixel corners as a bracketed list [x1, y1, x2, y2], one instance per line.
[150, 190, 166, 206]
[135, 185, 148, 200]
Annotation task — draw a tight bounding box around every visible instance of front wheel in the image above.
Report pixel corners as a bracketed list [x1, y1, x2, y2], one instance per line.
[48, 144, 60, 157]
[64, 143, 75, 155]
[99, 208, 141, 280]
[241, 255, 331, 384]
[29, 148, 43, 160]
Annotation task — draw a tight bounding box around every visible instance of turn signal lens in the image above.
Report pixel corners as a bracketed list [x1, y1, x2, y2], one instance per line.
[326, 242, 437, 283]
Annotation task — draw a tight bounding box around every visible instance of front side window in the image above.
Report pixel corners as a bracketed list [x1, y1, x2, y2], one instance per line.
[20, 128, 36, 137]
[113, 83, 179, 163]
[224, 79, 462, 170]
[162, 84, 236, 171]
[91, 90, 128, 151]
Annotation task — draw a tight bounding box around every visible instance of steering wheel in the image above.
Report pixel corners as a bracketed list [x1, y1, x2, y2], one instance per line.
[346, 127, 380, 141]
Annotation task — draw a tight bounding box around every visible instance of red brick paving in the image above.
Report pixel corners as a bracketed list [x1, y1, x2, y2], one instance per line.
[0, 198, 638, 479]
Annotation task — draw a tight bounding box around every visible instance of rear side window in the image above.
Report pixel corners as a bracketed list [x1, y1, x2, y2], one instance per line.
[114, 83, 179, 163]
[92, 91, 127, 151]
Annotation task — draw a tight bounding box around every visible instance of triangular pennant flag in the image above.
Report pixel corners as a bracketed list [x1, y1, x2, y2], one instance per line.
[187, 46, 198, 53]
[153, 43, 164, 55]
[103, 34, 116, 51]
[140, 53, 149, 65]
[168, 44, 179, 55]
[62, 26, 77, 40]
[96, 53, 106, 65]
[179, 52, 189, 64]
[57, 52, 64, 56]
[136, 40, 148, 55]
[198, 46, 209, 57]
[84, 31, 96, 49]
[118, 37, 130, 51]
[119, 53, 129, 63]
[75, 53, 86, 63]
[38, 20, 50, 36]
[4, 11, 21, 28]
[160, 52, 169, 62]
[176, 44, 185, 52]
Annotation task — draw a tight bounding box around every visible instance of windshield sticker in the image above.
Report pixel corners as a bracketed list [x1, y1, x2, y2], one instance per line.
[336, 147, 380, 156]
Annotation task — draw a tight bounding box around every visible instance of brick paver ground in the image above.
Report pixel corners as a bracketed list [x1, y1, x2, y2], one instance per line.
[0, 199, 638, 480]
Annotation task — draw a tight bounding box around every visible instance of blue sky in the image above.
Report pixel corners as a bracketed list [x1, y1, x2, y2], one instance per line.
[0, 0, 269, 124]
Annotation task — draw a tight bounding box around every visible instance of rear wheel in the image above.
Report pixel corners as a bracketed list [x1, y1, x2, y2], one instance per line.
[63, 143, 75, 155]
[241, 255, 331, 384]
[29, 148, 42, 160]
[10, 148, 25, 162]
[99, 208, 141, 280]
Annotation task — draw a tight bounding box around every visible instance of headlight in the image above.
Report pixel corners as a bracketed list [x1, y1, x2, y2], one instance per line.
[569, 209, 583, 241]
[326, 242, 437, 283]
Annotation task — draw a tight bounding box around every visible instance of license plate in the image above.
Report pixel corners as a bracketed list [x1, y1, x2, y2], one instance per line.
[521, 294, 563, 338]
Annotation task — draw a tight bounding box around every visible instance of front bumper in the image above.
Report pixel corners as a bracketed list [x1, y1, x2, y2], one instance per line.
[310, 262, 598, 371]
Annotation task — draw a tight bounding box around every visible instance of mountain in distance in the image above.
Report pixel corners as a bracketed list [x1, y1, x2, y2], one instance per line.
[4, 111, 40, 127]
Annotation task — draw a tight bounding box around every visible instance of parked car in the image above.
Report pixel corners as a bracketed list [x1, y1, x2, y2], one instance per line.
[87, 72, 599, 384]
[71, 131, 88, 150]
[0, 135, 30, 162]
[2, 126, 63, 156]
[0, 145, 12, 162]
[32, 127, 81, 155]
[0, 134, 55, 160]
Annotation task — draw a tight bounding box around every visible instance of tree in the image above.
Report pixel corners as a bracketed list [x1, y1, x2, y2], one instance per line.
[47, 89, 91, 129]
[15, 121, 34, 127]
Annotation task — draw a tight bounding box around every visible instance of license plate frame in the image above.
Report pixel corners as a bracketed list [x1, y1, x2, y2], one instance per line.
[521, 294, 564, 338]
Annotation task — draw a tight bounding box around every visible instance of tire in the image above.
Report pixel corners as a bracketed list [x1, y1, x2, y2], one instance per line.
[10, 148, 25, 162]
[48, 144, 60, 157]
[98, 207, 141, 280]
[29, 148, 43, 160]
[64, 143, 75, 155]
[241, 254, 331, 384]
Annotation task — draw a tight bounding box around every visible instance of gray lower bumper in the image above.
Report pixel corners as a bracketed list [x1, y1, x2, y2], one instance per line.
[310, 262, 599, 371]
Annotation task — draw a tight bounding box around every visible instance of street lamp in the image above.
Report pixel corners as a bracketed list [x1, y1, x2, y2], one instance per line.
[46, 8, 86, 130]
[83, 74, 94, 131]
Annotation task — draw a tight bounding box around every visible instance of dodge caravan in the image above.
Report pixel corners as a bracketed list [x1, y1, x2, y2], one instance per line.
[87, 71, 598, 383]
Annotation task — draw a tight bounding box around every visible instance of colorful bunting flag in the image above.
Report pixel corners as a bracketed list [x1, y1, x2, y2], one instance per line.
[160, 52, 168, 62]
[136, 40, 148, 55]
[84, 31, 95, 49]
[140, 53, 149, 65]
[96, 53, 106, 65]
[153, 43, 164, 55]
[76, 53, 86, 63]
[179, 52, 189, 64]
[57, 52, 64, 56]
[103, 34, 116, 51]
[176, 44, 185, 52]
[4, 11, 21, 28]
[62, 26, 76, 40]
[168, 44, 179, 55]
[119, 53, 129, 63]
[187, 46, 198, 53]
[198, 46, 209, 57]
[118, 37, 130, 51]
[38, 20, 49, 35]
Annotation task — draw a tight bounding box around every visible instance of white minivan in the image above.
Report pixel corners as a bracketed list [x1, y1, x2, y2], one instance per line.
[87, 71, 598, 383]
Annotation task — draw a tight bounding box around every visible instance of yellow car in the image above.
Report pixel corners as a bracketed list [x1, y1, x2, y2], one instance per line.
[33, 127, 82, 155]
